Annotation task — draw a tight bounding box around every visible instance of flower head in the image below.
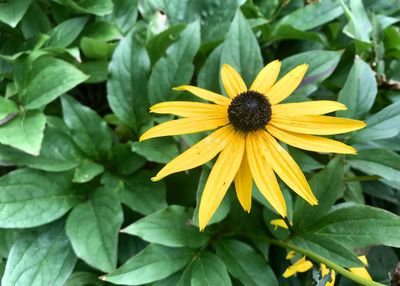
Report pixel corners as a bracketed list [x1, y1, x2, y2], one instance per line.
[140, 60, 366, 230]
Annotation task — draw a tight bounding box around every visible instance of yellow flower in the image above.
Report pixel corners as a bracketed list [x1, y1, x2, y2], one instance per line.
[349, 255, 373, 281]
[321, 263, 336, 286]
[282, 256, 313, 278]
[270, 218, 291, 230]
[140, 60, 366, 230]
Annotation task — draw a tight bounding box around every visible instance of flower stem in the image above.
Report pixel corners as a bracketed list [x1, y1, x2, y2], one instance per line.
[343, 175, 381, 182]
[265, 238, 384, 286]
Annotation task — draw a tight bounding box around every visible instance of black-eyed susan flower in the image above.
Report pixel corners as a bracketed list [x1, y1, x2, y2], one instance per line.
[283, 256, 313, 278]
[140, 60, 366, 230]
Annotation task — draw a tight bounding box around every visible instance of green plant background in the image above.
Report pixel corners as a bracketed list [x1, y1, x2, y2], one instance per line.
[1, 0, 400, 285]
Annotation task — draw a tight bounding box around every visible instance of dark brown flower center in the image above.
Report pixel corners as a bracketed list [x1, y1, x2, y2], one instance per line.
[228, 90, 271, 132]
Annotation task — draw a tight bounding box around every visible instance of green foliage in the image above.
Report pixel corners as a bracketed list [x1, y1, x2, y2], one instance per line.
[1, 0, 400, 285]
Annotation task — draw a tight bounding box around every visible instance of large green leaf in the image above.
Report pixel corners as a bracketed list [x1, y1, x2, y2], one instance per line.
[66, 187, 123, 273]
[280, 50, 343, 98]
[350, 101, 400, 142]
[215, 239, 278, 286]
[51, 0, 113, 16]
[340, 0, 372, 43]
[120, 170, 167, 215]
[2, 221, 76, 286]
[0, 0, 32, 27]
[0, 97, 18, 125]
[276, 0, 343, 31]
[337, 56, 377, 119]
[61, 95, 113, 160]
[122, 205, 211, 248]
[0, 229, 21, 258]
[198, 45, 223, 92]
[290, 233, 362, 267]
[191, 252, 232, 286]
[313, 204, 400, 248]
[148, 21, 200, 104]
[131, 137, 178, 164]
[347, 148, 400, 188]
[102, 244, 194, 285]
[221, 10, 263, 86]
[0, 111, 46, 156]
[0, 126, 84, 172]
[21, 57, 89, 110]
[293, 157, 344, 230]
[0, 169, 83, 228]
[47, 17, 89, 48]
[113, 0, 138, 34]
[107, 28, 151, 132]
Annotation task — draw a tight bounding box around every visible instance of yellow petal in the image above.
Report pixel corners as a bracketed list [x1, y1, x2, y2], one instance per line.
[221, 64, 247, 98]
[266, 125, 357, 154]
[349, 256, 372, 281]
[282, 256, 313, 278]
[320, 264, 336, 286]
[349, 267, 372, 281]
[270, 219, 288, 230]
[272, 101, 347, 116]
[286, 251, 297, 260]
[198, 131, 245, 231]
[173, 85, 231, 106]
[150, 101, 228, 118]
[265, 64, 308, 105]
[234, 151, 252, 212]
[140, 117, 229, 141]
[270, 114, 367, 135]
[262, 132, 318, 205]
[246, 131, 287, 217]
[152, 125, 235, 181]
[250, 60, 281, 94]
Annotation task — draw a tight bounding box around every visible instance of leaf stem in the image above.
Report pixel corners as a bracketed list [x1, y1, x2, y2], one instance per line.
[262, 236, 384, 286]
[343, 175, 381, 182]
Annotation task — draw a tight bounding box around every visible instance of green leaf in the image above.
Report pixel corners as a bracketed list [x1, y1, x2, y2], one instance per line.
[65, 272, 106, 286]
[215, 239, 278, 286]
[0, 169, 83, 228]
[293, 157, 344, 230]
[122, 205, 211, 248]
[131, 137, 178, 163]
[102, 244, 194, 285]
[73, 159, 104, 183]
[52, 0, 113, 16]
[340, 0, 372, 43]
[148, 21, 200, 104]
[313, 204, 400, 248]
[0, 0, 32, 28]
[347, 148, 400, 187]
[288, 147, 324, 172]
[47, 17, 89, 48]
[120, 170, 167, 215]
[61, 95, 113, 160]
[66, 187, 123, 273]
[0, 229, 21, 258]
[290, 233, 362, 267]
[0, 126, 84, 172]
[146, 24, 186, 65]
[80, 37, 116, 60]
[350, 101, 400, 142]
[280, 50, 343, 98]
[113, 0, 138, 34]
[185, 0, 240, 43]
[107, 28, 151, 132]
[0, 97, 18, 125]
[337, 56, 377, 119]
[191, 252, 231, 286]
[2, 221, 76, 286]
[198, 45, 223, 92]
[276, 0, 343, 31]
[0, 111, 46, 156]
[21, 57, 89, 110]
[221, 10, 263, 86]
